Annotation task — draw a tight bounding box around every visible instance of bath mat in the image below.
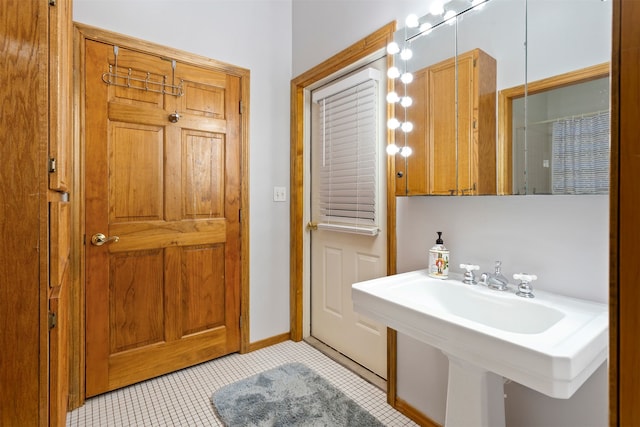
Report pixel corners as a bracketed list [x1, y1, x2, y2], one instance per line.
[211, 362, 384, 426]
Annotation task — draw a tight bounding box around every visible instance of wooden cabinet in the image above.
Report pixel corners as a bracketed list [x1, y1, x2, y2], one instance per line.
[0, 0, 72, 425]
[395, 48, 497, 196]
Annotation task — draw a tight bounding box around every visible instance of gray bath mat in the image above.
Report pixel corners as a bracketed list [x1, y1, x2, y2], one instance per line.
[211, 362, 385, 426]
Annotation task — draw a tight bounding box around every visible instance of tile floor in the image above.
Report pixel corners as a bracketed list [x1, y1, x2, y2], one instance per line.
[66, 340, 418, 426]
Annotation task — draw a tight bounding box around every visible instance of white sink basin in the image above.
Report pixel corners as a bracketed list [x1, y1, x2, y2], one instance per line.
[352, 269, 608, 427]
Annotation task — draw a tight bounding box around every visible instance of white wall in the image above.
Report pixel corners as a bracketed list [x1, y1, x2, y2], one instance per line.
[396, 196, 609, 426]
[74, 0, 293, 342]
[293, 1, 610, 426]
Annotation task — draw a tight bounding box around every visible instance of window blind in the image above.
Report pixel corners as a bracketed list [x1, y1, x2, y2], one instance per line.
[314, 70, 380, 234]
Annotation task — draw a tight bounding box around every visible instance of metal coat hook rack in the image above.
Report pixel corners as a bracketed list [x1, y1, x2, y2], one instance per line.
[101, 46, 184, 97]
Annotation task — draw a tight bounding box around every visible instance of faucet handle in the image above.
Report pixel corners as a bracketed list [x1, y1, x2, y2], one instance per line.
[513, 273, 537, 283]
[460, 264, 479, 285]
[513, 273, 537, 298]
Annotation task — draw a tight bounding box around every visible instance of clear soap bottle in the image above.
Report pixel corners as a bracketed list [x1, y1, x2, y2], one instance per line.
[428, 231, 449, 279]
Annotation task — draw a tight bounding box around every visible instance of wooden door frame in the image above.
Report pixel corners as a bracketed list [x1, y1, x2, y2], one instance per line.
[610, 0, 640, 425]
[69, 22, 250, 407]
[289, 21, 400, 403]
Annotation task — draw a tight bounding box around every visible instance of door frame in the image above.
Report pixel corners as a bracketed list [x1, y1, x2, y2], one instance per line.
[610, 0, 640, 424]
[69, 22, 250, 406]
[289, 21, 399, 403]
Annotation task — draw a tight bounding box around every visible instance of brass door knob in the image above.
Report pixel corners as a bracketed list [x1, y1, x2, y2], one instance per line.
[91, 233, 120, 246]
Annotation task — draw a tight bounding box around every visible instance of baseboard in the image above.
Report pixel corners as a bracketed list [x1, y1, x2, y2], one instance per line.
[394, 397, 442, 427]
[246, 332, 291, 353]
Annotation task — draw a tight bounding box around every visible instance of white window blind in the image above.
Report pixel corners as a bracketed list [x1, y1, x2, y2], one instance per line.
[313, 69, 380, 235]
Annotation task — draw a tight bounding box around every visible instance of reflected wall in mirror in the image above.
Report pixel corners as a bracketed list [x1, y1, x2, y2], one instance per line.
[390, 0, 611, 196]
[500, 64, 610, 195]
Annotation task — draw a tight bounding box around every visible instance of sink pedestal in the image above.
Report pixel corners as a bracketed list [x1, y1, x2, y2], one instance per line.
[445, 354, 505, 427]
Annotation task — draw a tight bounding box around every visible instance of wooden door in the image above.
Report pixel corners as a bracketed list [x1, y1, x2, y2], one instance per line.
[84, 40, 242, 396]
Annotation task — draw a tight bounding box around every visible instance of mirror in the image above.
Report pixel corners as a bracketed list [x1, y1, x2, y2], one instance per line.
[519, 0, 611, 195]
[391, 0, 611, 195]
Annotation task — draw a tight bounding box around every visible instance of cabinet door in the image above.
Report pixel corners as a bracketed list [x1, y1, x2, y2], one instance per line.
[48, 0, 73, 191]
[395, 68, 429, 195]
[456, 52, 476, 195]
[50, 200, 71, 426]
[49, 267, 70, 427]
[428, 58, 458, 195]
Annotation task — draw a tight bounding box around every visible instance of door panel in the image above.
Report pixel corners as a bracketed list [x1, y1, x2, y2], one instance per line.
[309, 59, 388, 379]
[84, 39, 241, 396]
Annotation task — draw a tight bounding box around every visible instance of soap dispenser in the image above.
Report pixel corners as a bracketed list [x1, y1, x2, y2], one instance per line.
[428, 232, 449, 279]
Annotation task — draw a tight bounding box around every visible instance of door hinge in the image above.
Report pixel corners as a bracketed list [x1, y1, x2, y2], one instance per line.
[239, 101, 243, 114]
[473, 58, 477, 67]
[49, 312, 57, 329]
[49, 158, 57, 173]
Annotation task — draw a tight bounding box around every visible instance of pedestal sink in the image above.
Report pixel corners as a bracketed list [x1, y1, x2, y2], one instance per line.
[352, 269, 608, 427]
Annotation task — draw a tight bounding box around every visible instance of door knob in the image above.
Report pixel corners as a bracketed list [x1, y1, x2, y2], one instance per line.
[91, 233, 120, 246]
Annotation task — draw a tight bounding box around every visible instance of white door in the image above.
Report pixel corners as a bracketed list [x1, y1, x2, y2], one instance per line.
[309, 58, 387, 378]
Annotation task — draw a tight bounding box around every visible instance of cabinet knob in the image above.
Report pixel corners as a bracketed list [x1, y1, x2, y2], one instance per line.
[396, 171, 404, 178]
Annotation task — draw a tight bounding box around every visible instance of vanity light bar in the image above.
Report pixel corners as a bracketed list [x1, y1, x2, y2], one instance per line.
[385, 0, 493, 157]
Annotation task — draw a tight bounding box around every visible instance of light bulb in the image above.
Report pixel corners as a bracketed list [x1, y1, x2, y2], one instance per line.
[444, 9, 456, 24]
[471, 0, 486, 10]
[401, 121, 414, 133]
[386, 92, 400, 103]
[386, 42, 400, 55]
[400, 48, 413, 61]
[430, 1, 444, 15]
[386, 144, 400, 155]
[387, 67, 400, 79]
[400, 72, 414, 84]
[387, 118, 401, 129]
[400, 96, 413, 108]
[420, 23, 433, 35]
[405, 14, 420, 28]
[400, 146, 413, 157]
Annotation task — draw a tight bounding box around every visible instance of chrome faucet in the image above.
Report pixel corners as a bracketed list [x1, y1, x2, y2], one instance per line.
[479, 261, 509, 291]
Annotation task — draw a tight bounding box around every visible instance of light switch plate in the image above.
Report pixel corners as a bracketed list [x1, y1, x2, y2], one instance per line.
[273, 186, 287, 202]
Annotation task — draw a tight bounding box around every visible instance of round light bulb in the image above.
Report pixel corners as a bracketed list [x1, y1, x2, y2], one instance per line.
[386, 144, 400, 155]
[444, 9, 456, 24]
[405, 14, 420, 28]
[400, 72, 414, 84]
[400, 96, 413, 108]
[386, 91, 400, 103]
[401, 121, 414, 133]
[430, 1, 444, 15]
[387, 67, 400, 79]
[471, 0, 486, 10]
[400, 146, 413, 157]
[420, 23, 433, 35]
[400, 48, 413, 61]
[386, 42, 400, 55]
[387, 118, 401, 129]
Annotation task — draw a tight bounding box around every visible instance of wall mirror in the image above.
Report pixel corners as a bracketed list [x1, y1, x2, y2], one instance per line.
[390, 0, 612, 196]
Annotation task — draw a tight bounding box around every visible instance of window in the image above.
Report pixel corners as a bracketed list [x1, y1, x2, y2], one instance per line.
[312, 68, 380, 235]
